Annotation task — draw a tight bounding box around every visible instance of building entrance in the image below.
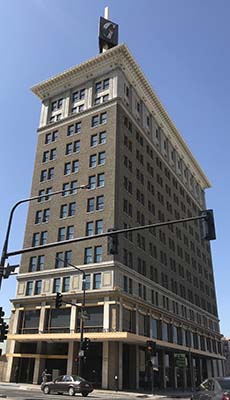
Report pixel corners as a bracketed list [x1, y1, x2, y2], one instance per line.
[81, 342, 102, 387]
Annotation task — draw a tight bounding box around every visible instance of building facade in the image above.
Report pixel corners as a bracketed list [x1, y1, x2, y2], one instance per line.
[5, 42, 224, 390]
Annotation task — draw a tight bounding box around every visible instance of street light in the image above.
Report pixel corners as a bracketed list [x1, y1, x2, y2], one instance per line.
[55, 256, 87, 377]
[0, 185, 88, 290]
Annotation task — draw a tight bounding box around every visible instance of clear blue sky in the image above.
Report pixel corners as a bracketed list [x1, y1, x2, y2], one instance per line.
[0, 0, 229, 335]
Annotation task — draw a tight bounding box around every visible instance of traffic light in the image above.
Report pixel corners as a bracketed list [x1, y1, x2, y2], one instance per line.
[0, 322, 9, 342]
[146, 340, 156, 355]
[55, 292, 63, 308]
[0, 307, 5, 324]
[82, 337, 91, 352]
[107, 228, 118, 255]
[200, 209, 216, 241]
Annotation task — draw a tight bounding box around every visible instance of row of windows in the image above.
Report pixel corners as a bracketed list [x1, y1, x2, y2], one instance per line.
[25, 271, 102, 296]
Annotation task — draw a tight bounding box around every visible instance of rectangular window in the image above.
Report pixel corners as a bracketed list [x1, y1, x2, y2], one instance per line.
[67, 225, 74, 240]
[26, 281, 33, 296]
[40, 170, 47, 182]
[95, 246, 102, 263]
[48, 167, 54, 180]
[92, 115, 99, 128]
[50, 148, 56, 160]
[93, 273, 101, 289]
[87, 198, 94, 212]
[72, 160, 79, 173]
[64, 162, 71, 175]
[73, 140, 80, 153]
[67, 125, 74, 136]
[38, 255, 45, 271]
[98, 151, 106, 165]
[29, 257, 37, 272]
[86, 221, 94, 236]
[43, 151, 49, 162]
[62, 277, 70, 292]
[100, 112, 107, 124]
[35, 210, 42, 224]
[91, 134, 97, 147]
[58, 227, 65, 241]
[43, 209, 50, 222]
[60, 204, 68, 219]
[69, 202, 76, 216]
[76, 122, 81, 133]
[96, 195, 104, 211]
[97, 173, 105, 187]
[85, 274, 91, 290]
[34, 280, 42, 295]
[84, 247, 93, 264]
[32, 233, 39, 247]
[53, 278, 61, 293]
[99, 131, 106, 144]
[88, 175, 96, 189]
[66, 143, 72, 155]
[95, 219, 103, 234]
[40, 231, 48, 245]
[89, 154, 97, 168]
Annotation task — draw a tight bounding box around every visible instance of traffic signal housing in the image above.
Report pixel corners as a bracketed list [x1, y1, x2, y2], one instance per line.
[0, 322, 9, 342]
[0, 307, 5, 324]
[200, 209, 216, 241]
[82, 337, 91, 352]
[55, 292, 63, 308]
[107, 228, 118, 255]
[146, 340, 156, 356]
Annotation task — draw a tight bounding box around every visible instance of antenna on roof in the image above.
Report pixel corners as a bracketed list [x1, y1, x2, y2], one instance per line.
[98, 7, 119, 53]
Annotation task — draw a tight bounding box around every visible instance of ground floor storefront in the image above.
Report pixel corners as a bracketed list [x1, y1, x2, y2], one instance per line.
[5, 336, 225, 390]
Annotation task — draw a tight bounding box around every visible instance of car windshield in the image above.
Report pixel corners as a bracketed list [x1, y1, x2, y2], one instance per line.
[218, 380, 230, 390]
[72, 376, 86, 382]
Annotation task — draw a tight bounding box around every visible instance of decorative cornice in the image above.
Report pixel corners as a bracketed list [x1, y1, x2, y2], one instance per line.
[31, 43, 211, 188]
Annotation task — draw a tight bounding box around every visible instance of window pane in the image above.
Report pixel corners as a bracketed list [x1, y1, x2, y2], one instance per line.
[86, 221, 94, 236]
[84, 247, 93, 264]
[88, 175, 96, 189]
[34, 280, 42, 295]
[72, 160, 79, 173]
[87, 198, 94, 212]
[38, 255, 45, 271]
[91, 134, 97, 147]
[69, 202, 76, 216]
[95, 246, 102, 263]
[64, 163, 71, 175]
[97, 173, 105, 187]
[58, 227, 65, 241]
[29, 257, 37, 272]
[67, 226, 74, 240]
[93, 273, 101, 289]
[89, 154, 97, 168]
[95, 219, 103, 234]
[99, 131, 106, 144]
[85, 274, 91, 290]
[53, 278, 61, 293]
[98, 151, 106, 165]
[26, 281, 33, 296]
[62, 277, 70, 292]
[96, 195, 104, 211]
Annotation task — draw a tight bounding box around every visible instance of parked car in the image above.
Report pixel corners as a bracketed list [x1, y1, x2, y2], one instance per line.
[41, 374, 93, 397]
[192, 377, 230, 400]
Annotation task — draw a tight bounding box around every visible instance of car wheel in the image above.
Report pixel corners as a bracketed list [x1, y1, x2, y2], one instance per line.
[82, 393, 88, 397]
[68, 387, 75, 396]
[43, 386, 50, 394]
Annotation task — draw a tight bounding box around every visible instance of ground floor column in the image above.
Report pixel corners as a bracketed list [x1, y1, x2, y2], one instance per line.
[118, 342, 123, 390]
[5, 341, 16, 382]
[159, 350, 166, 389]
[32, 343, 44, 384]
[136, 345, 140, 390]
[67, 341, 74, 375]
[102, 341, 109, 389]
[207, 359, 212, 377]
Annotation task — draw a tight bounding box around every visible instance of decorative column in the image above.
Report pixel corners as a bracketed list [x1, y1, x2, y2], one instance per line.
[67, 341, 74, 375]
[118, 341, 123, 390]
[102, 341, 109, 389]
[103, 297, 110, 331]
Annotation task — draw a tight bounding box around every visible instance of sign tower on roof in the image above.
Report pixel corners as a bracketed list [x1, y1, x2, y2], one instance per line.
[99, 6, 119, 53]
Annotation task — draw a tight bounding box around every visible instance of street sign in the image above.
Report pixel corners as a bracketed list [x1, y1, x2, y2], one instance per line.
[174, 353, 186, 368]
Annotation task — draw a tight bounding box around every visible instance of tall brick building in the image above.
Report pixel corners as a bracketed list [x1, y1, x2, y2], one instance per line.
[5, 16, 223, 390]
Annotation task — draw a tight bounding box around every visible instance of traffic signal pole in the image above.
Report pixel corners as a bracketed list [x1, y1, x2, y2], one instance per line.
[0, 186, 88, 290]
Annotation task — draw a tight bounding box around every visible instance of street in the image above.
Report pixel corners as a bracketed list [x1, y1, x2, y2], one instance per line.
[0, 385, 191, 400]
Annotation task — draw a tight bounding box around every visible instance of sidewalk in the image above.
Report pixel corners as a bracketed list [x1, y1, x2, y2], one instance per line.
[0, 382, 192, 398]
